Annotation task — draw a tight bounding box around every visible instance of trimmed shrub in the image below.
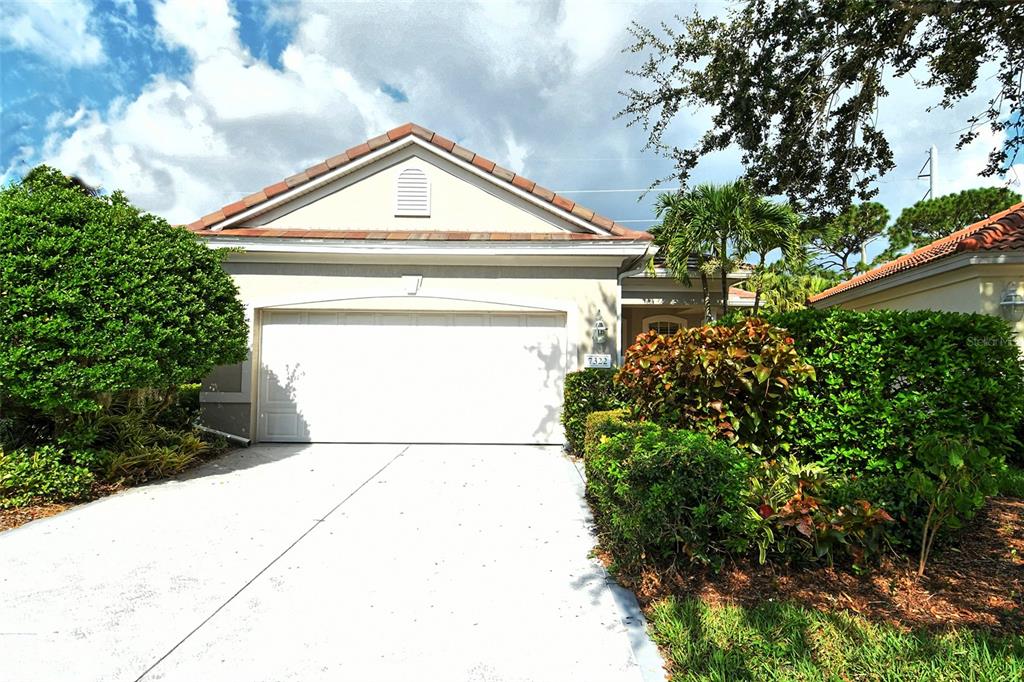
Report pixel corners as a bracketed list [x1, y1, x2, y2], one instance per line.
[0, 446, 95, 508]
[585, 421, 758, 569]
[765, 309, 1024, 481]
[583, 409, 631, 458]
[0, 166, 248, 432]
[562, 368, 626, 454]
[617, 319, 815, 456]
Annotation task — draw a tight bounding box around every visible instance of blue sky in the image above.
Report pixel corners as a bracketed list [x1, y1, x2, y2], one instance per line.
[1, 0, 1020, 260]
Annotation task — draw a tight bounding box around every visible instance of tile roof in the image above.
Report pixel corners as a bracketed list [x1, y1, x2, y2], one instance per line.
[810, 201, 1024, 303]
[190, 228, 637, 241]
[729, 287, 755, 300]
[187, 122, 651, 242]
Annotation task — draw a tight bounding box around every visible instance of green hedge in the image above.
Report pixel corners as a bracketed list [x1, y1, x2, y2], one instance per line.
[584, 416, 758, 569]
[764, 309, 1024, 480]
[561, 368, 626, 454]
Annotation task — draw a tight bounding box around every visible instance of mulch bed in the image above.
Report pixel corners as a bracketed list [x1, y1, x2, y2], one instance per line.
[0, 482, 125, 533]
[606, 497, 1024, 636]
[0, 503, 74, 532]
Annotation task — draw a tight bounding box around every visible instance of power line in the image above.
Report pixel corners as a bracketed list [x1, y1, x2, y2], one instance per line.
[554, 187, 683, 194]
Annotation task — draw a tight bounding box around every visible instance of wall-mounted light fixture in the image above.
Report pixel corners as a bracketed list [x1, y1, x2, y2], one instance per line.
[592, 317, 608, 349]
[1000, 281, 1024, 322]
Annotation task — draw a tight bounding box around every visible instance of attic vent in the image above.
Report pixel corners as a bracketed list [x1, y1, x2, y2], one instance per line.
[395, 167, 430, 217]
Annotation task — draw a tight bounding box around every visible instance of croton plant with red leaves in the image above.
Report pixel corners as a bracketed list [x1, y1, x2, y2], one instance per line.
[617, 318, 815, 457]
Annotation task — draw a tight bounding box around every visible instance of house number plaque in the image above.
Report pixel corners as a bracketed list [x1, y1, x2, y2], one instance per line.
[583, 354, 613, 369]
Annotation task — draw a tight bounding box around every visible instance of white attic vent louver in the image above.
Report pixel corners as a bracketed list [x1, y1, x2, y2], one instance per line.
[395, 167, 430, 217]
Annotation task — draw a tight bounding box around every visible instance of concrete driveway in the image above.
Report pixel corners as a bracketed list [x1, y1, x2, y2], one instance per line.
[0, 444, 664, 682]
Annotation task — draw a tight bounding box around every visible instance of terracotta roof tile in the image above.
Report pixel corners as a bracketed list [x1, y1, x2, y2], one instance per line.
[511, 175, 535, 192]
[571, 204, 595, 221]
[811, 202, 1024, 303]
[325, 152, 349, 169]
[430, 133, 455, 152]
[242, 191, 268, 207]
[190, 228, 641, 242]
[410, 123, 434, 141]
[471, 154, 496, 172]
[284, 172, 308, 188]
[552, 195, 574, 212]
[531, 184, 555, 202]
[366, 133, 390, 151]
[491, 164, 516, 182]
[187, 122, 653, 242]
[451, 144, 475, 163]
[201, 211, 226, 227]
[264, 181, 289, 198]
[345, 142, 372, 159]
[386, 123, 414, 141]
[221, 201, 247, 218]
[305, 162, 330, 179]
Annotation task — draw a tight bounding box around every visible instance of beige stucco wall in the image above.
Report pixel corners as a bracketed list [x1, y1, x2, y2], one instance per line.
[246, 152, 571, 233]
[200, 259, 622, 438]
[824, 263, 1024, 352]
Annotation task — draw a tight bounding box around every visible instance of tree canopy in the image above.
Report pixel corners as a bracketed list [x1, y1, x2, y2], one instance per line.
[875, 186, 1023, 263]
[621, 0, 1023, 217]
[810, 202, 890, 276]
[0, 166, 248, 420]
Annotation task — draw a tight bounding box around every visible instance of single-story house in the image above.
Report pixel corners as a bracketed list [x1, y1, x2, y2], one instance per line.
[188, 123, 750, 445]
[810, 201, 1024, 350]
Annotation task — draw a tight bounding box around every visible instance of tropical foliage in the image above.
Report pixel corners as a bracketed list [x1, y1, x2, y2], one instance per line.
[617, 318, 815, 456]
[621, 1, 1023, 217]
[651, 182, 798, 320]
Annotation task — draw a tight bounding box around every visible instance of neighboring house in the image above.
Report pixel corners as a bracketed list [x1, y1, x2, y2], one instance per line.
[810, 201, 1024, 350]
[188, 123, 745, 445]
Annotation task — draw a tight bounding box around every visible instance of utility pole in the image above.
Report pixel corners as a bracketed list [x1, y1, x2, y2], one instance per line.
[917, 145, 938, 201]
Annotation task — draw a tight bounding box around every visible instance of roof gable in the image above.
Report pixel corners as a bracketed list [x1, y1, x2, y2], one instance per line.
[236, 146, 580, 234]
[187, 123, 651, 242]
[811, 201, 1024, 303]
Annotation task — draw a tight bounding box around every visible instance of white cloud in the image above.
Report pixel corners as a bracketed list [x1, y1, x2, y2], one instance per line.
[153, 0, 244, 60]
[0, 0, 104, 67]
[34, 0, 1019, 229]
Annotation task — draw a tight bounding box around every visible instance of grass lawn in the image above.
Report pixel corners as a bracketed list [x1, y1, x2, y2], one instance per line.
[647, 596, 1023, 681]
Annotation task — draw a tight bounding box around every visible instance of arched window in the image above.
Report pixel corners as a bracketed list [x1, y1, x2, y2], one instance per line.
[642, 314, 685, 336]
[395, 167, 430, 217]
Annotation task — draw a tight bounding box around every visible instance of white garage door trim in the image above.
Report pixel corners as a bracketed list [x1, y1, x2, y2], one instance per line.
[256, 308, 569, 444]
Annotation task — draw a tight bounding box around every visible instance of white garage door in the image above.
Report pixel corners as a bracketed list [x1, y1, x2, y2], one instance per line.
[257, 310, 567, 444]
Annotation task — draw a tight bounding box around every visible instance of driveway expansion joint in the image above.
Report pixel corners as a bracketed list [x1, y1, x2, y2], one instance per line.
[131, 445, 409, 682]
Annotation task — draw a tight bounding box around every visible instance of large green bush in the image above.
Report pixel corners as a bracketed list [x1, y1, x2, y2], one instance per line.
[561, 368, 626, 454]
[0, 445, 95, 508]
[617, 318, 815, 456]
[0, 166, 248, 430]
[765, 309, 1024, 479]
[585, 417, 758, 569]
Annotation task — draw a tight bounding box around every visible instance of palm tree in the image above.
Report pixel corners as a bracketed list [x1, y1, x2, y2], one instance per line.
[651, 192, 717, 322]
[737, 200, 802, 316]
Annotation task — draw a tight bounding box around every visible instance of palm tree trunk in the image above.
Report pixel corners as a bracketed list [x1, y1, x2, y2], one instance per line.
[700, 270, 711, 323]
[720, 234, 730, 319]
[752, 253, 766, 317]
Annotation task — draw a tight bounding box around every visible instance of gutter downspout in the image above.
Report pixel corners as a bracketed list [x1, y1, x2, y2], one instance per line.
[194, 423, 251, 447]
